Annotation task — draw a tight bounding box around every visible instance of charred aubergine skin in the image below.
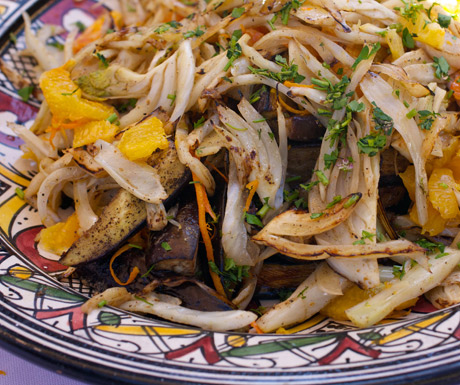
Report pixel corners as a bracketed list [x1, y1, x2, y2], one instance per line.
[60, 141, 190, 266]
[146, 197, 199, 276]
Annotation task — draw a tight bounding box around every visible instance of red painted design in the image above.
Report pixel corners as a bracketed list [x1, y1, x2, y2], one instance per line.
[35, 305, 86, 331]
[40, 0, 105, 28]
[318, 336, 381, 365]
[165, 336, 221, 364]
[0, 92, 37, 125]
[411, 297, 438, 314]
[15, 226, 67, 272]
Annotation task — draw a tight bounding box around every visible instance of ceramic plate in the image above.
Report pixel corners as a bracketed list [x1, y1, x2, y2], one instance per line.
[1, 1, 460, 384]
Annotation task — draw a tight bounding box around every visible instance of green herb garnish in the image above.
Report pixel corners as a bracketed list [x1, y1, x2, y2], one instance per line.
[17, 86, 34, 102]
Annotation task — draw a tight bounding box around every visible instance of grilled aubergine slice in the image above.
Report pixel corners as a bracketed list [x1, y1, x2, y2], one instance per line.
[60, 141, 190, 266]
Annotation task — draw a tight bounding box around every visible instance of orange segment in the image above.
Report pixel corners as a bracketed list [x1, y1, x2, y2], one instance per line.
[428, 168, 459, 219]
[39, 213, 80, 255]
[39, 66, 115, 123]
[401, 165, 448, 236]
[399, 165, 416, 201]
[73, 120, 119, 148]
[429, 135, 459, 171]
[321, 284, 379, 321]
[117, 117, 168, 161]
[321, 283, 418, 321]
[409, 201, 447, 236]
[446, 146, 460, 180]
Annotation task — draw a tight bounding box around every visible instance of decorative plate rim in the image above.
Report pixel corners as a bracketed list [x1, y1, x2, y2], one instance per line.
[2, 1, 460, 384]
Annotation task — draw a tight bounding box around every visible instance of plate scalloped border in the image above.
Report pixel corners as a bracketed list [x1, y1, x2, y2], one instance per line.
[1, 1, 460, 384]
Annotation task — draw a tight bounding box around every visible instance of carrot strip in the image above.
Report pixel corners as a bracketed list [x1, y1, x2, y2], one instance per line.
[204, 160, 229, 183]
[283, 81, 315, 89]
[251, 321, 264, 334]
[244, 180, 259, 213]
[192, 172, 226, 297]
[193, 174, 218, 221]
[73, 15, 106, 54]
[271, 89, 310, 115]
[109, 244, 140, 286]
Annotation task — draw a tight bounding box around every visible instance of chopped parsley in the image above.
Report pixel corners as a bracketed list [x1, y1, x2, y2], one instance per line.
[370, 104, 393, 129]
[128, 243, 143, 249]
[297, 286, 309, 299]
[245, 212, 264, 227]
[393, 264, 406, 280]
[155, 20, 182, 33]
[402, 28, 415, 49]
[326, 195, 342, 209]
[17, 86, 34, 102]
[432, 56, 450, 79]
[97, 300, 108, 308]
[107, 113, 119, 124]
[353, 230, 376, 245]
[167, 93, 176, 106]
[357, 103, 394, 157]
[194, 116, 206, 129]
[183, 26, 205, 38]
[286, 175, 301, 183]
[75, 21, 86, 32]
[61, 88, 79, 96]
[348, 100, 365, 112]
[418, 110, 439, 130]
[324, 150, 339, 169]
[415, 238, 448, 259]
[231, 7, 245, 18]
[269, 0, 304, 27]
[257, 197, 273, 218]
[438, 14, 451, 28]
[15, 187, 24, 200]
[95, 52, 109, 68]
[249, 86, 267, 104]
[314, 170, 329, 186]
[116, 98, 137, 113]
[141, 263, 156, 278]
[284, 189, 300, 203]
[310, 212, 324, 219]
[351, 43, 380, 70]
[209, 258, 250, 291]
[397, 0, 424, 24]
[248, 55, 305, 83]
[300, 180, 320, 192]
[161, 241, 172, 251]
[439, 182, 449, 189]
[278, 288, 293, 301]
[357, 134, 387, 157]
[47, 41, 64, 51]
[224, 29, 242, 71]
[406, 108, 417, 119]
[344, 194, 360, 208]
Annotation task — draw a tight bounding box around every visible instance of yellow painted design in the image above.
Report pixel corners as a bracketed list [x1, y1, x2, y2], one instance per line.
[95, 325, 200, 336]
[0, 164, 30, 187]
[227, 335, 246, 347]
[376, 313, 449, 345]
[276, 314, 327, 334]
[9, 266, 32, 280]
[0, 196, 27, 236]
[0, 6, 5, 15]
